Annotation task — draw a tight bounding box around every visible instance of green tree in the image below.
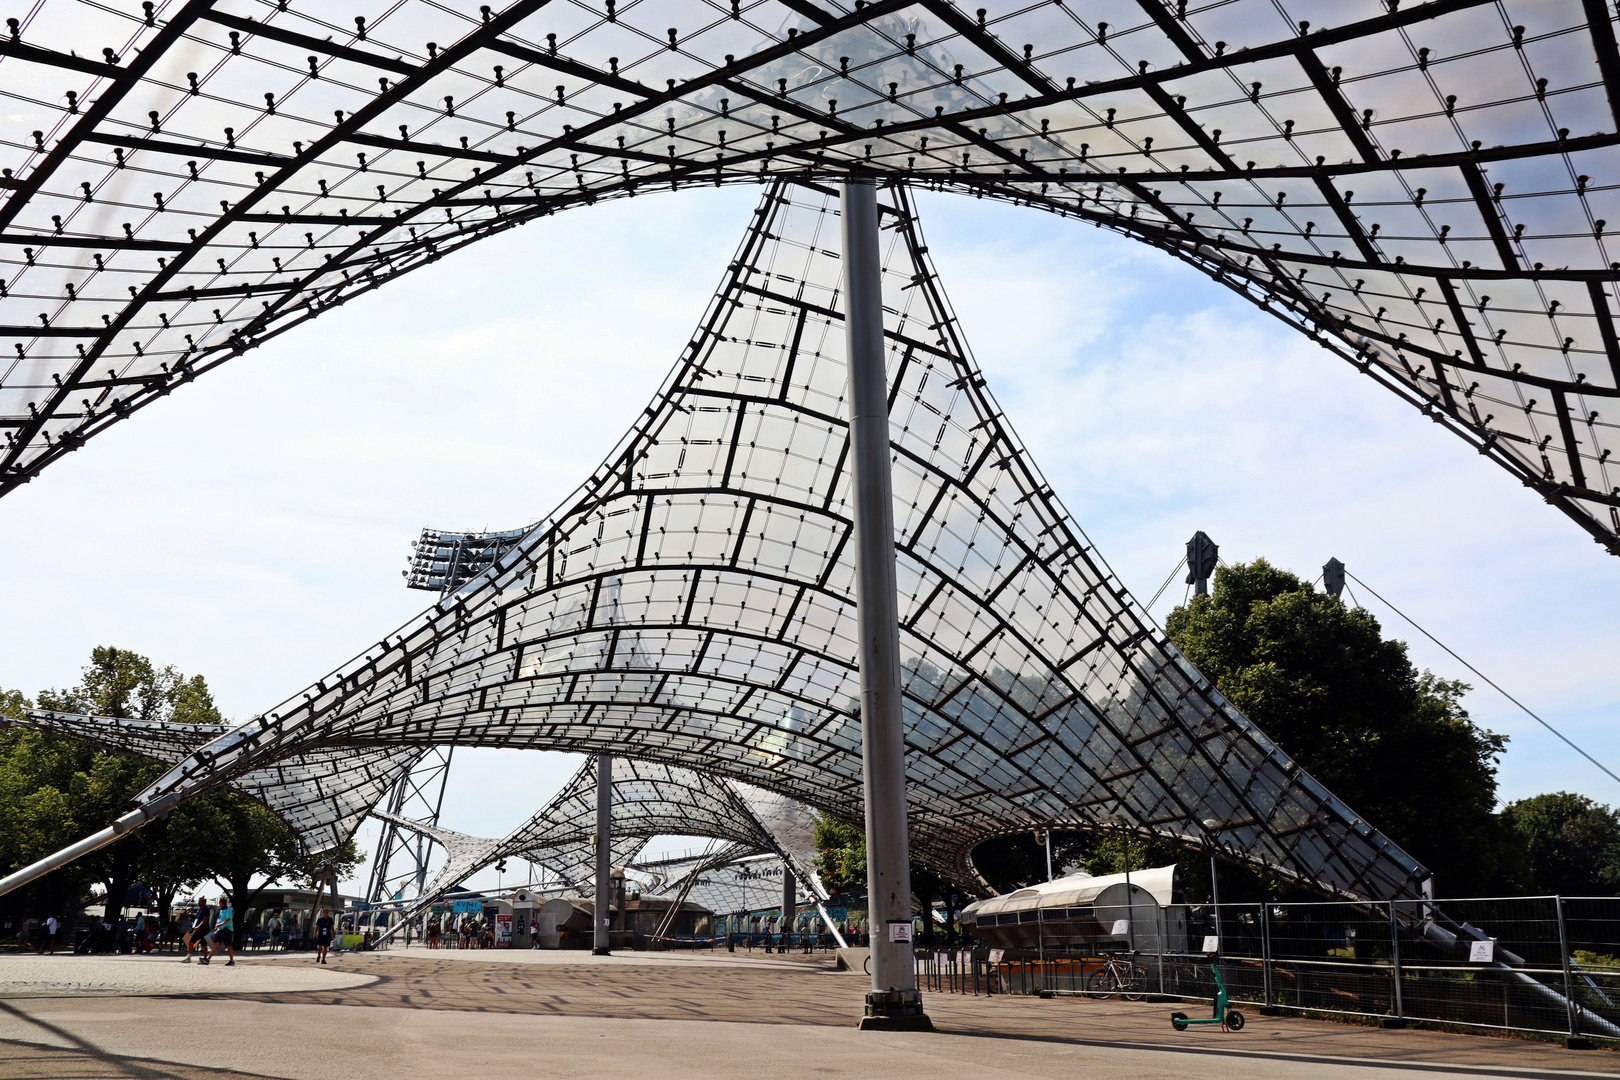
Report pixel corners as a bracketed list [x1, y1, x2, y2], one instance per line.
[813, 814, 866, 893]
[8, 648, 369, 936]
[32, 647, 232, 925]
[1164, 559, 1520, 897]
[1500, 792, 1620, 896]
[0, 691, 92, 919]
[2, 648, 238, 927]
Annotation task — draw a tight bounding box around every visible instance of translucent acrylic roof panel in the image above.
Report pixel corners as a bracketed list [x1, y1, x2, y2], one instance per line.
[495, 755, 779, 855]
[373, 754, 802, 922]
[0, 0, 1616, 555]
[662, 852, 809, 916]
[114, 179, 1432, 902]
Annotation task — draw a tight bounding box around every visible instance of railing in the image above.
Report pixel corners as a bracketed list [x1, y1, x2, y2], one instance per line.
[914, 947, 1005, 996]
[922, 896, 1620, 1047]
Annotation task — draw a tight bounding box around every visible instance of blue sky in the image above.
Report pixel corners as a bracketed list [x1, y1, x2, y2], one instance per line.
[2, 183, 1615, 893]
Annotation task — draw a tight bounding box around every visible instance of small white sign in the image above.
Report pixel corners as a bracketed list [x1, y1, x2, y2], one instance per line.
[988, 948, 1005, 963]
[1469, 939, 1495, 963]
[1111, 919, 1130, 936]
[1202, 935, 1221, 953]
[888, 921, 912, 943]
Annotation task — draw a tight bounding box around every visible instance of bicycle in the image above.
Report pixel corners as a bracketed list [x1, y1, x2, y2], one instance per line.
[1086, 950, 1146, 1001]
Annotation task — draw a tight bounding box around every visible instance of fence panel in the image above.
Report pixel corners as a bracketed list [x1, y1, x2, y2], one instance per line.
[919, 894, 1620, 1046]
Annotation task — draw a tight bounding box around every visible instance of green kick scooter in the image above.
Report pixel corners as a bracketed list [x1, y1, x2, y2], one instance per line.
[1171, 952, 1246, 1032]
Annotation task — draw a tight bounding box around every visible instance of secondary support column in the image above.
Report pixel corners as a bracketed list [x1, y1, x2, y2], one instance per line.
[593, 754, 613, 956]
[782, 866, 796, 951]
[841, 178, 931, 1032]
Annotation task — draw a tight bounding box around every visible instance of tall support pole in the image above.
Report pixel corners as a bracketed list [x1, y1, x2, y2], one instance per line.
[592, 754, 612, 956]
[841, 179, 931, 1032]
[782, 867, 797, 951]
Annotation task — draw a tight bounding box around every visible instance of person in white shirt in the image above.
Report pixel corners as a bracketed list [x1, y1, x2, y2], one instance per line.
[42, 915, 58, 954]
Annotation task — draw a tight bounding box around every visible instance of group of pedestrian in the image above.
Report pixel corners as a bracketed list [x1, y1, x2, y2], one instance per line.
[179, 895, 237, 966]
[420, 915, 493, 949]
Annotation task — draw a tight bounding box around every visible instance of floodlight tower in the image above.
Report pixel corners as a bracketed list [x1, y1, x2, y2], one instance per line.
[365, 525, 525, 909]
[365, 750, 455, 907]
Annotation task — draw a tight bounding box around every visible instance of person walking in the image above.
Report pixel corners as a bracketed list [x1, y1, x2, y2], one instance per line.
[314, 908, 334, 964]
[181, 898, 209, 963]
[197, 901, 217, 966]
[211, 896, 236, 966]
[267, 913, 282, 953]
[41, 914, 58, 954]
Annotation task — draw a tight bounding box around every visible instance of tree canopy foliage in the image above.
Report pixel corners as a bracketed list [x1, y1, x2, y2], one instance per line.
[1163, 559, 1519, 897]
[812, 814, 867, 894]
[2, 646, 361, 926]
[1500, 792, 1620, 897]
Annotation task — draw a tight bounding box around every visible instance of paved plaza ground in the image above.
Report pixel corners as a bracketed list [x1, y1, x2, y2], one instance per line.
[1, 948, 1615, 1079]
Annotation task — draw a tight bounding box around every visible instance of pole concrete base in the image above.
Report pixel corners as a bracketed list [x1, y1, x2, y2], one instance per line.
[858, 989, 932, 1032]
[857, 1014, 935, 1032]
[591, 947, 611, 957]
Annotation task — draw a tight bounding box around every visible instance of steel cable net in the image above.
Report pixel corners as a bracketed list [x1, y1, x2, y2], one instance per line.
[23, 178, 1431, 902]
[640, 850, 812, 915]
[370, 756, 812, 925]
[0, 0, 1618, 552]
[7, 710, 422, 853]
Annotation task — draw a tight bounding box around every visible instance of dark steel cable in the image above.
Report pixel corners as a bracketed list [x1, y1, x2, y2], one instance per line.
[1347, 571, 1620, 789]
[1144, 555, 1187, 614]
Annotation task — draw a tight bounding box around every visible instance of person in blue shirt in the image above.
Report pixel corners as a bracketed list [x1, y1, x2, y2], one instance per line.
[211, 896, 236, 966]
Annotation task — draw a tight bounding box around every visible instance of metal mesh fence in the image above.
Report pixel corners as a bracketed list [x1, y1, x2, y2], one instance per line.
[922, 896, 1620, 1046]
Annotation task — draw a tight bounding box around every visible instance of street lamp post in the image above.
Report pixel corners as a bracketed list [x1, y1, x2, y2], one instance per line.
[1202, 818, 1222, 955]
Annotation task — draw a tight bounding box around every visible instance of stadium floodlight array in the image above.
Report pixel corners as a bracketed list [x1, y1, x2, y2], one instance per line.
[0, 0, 1616, 554]
[405, 527, 529, 593]
[13, 180, 1433, 904]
